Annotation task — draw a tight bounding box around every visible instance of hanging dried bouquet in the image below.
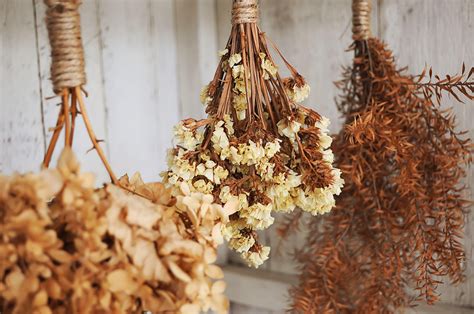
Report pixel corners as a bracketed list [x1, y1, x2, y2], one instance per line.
[163, 0, 343, 267]
[1, 1, 230, 313]
[288, 0, 474, 313]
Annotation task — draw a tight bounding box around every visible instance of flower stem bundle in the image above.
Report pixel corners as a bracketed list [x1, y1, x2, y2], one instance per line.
[289, 0, 474, 312]
[42, 0, 116, 184]
[163, 0, 343, 267]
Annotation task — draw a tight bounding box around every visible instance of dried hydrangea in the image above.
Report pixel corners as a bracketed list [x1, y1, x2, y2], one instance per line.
[163, 8, 343, 267]
[1, 149, 231, 313]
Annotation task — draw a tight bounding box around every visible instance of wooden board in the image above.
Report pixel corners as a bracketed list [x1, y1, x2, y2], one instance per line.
[97, 0, 180, 182]
[223, 266, 474, 314]
[0, 0, 45, 174]
[175, 0, 219, 119]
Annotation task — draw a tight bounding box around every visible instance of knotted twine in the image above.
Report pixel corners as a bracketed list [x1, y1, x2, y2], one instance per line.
[45, 0, 86, 94]
[232, 0, 259, 25]
[352, 0, 371, 40]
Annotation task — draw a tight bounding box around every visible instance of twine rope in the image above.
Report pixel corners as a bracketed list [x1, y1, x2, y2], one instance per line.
[44, 0, 86, 94]
[232, 0, 259, 25]
[352, 0, 371, 40]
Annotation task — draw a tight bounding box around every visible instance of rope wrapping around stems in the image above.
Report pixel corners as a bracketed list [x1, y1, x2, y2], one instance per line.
[352, 0, 371, 40]
[42, 0, 117, 183]
[232, 0, 259, 25]
[45, 0, 86, 94]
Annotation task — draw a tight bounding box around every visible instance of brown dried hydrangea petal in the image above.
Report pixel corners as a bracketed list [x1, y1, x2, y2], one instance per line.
[1, 150, 229, 313]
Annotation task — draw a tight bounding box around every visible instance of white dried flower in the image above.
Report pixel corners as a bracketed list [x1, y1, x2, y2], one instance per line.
[277, 119, 302, 142]
[287, 83, 311, 103]
[211, 122, 230, 152]
[228, 53, 242, 68]
[259, 53, 278, 79]
[241, 246, 271, 268]
[200, 85, 213, 106]
[218, 48, 229, 57]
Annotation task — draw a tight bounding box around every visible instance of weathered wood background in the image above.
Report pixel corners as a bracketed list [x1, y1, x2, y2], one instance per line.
[1, 0, 472, 312]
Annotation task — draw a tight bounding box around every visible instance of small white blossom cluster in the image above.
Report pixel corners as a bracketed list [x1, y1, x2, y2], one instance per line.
[0, 149, 231, 314]
[276, 114, 344, 215]
[164, 51, 343, 268]
[286, 82, 311, 103]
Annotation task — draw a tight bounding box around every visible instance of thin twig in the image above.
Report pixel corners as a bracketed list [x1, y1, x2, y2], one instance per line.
[75, 86, 117, 184]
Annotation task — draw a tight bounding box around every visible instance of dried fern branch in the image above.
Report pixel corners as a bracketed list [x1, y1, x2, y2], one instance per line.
[414, 64, 474, 104]
[289, 0, 473, 312]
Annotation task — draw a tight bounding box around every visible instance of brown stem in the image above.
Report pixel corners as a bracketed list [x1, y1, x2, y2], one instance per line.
[42, 105, 65, 168]
[75, 86, 117, 184]
[63, 89, 71, 146]
[69, 90, 78, 146]
[240, 24, 252, 125]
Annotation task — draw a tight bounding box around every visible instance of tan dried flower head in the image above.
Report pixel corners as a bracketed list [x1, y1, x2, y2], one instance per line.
[1, 148, 230, 314]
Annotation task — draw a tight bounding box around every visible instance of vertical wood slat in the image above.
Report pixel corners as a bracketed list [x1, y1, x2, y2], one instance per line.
[150, 0, 180, 176]
[0, 0, 45, 174]
[34, 0, 110, 183]
[175, 0, 219, 119]
[379, 0, 474, 307]
[97, 0, 180, 182]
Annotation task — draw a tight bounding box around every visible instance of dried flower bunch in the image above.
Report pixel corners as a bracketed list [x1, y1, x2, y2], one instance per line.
[0, 149, 231, 313]
[163, 0, 343, 267]
[289, 0, 474, 312]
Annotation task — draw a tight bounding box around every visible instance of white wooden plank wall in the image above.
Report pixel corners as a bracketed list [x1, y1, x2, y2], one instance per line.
[1, 0, 473, 312]
[1, 0, 44, 173]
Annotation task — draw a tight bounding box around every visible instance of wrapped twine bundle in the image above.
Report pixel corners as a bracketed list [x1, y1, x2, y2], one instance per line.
[163, 0, 343, 267]
[1, 1, 231, 313]
[288, 0, 474, 312]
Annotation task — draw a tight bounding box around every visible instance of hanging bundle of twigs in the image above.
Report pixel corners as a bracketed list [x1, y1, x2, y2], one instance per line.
[1, 1, 231, 313]
[287, 0, 474, 312]
[41, 0, 116, 183]
[163, 0, 343, 268]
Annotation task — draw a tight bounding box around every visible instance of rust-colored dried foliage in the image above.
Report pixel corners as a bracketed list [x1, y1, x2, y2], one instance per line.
[288, 38, 474, 313]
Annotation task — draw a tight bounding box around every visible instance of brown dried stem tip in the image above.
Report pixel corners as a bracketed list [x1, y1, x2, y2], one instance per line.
[42, 0, 117, 183]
